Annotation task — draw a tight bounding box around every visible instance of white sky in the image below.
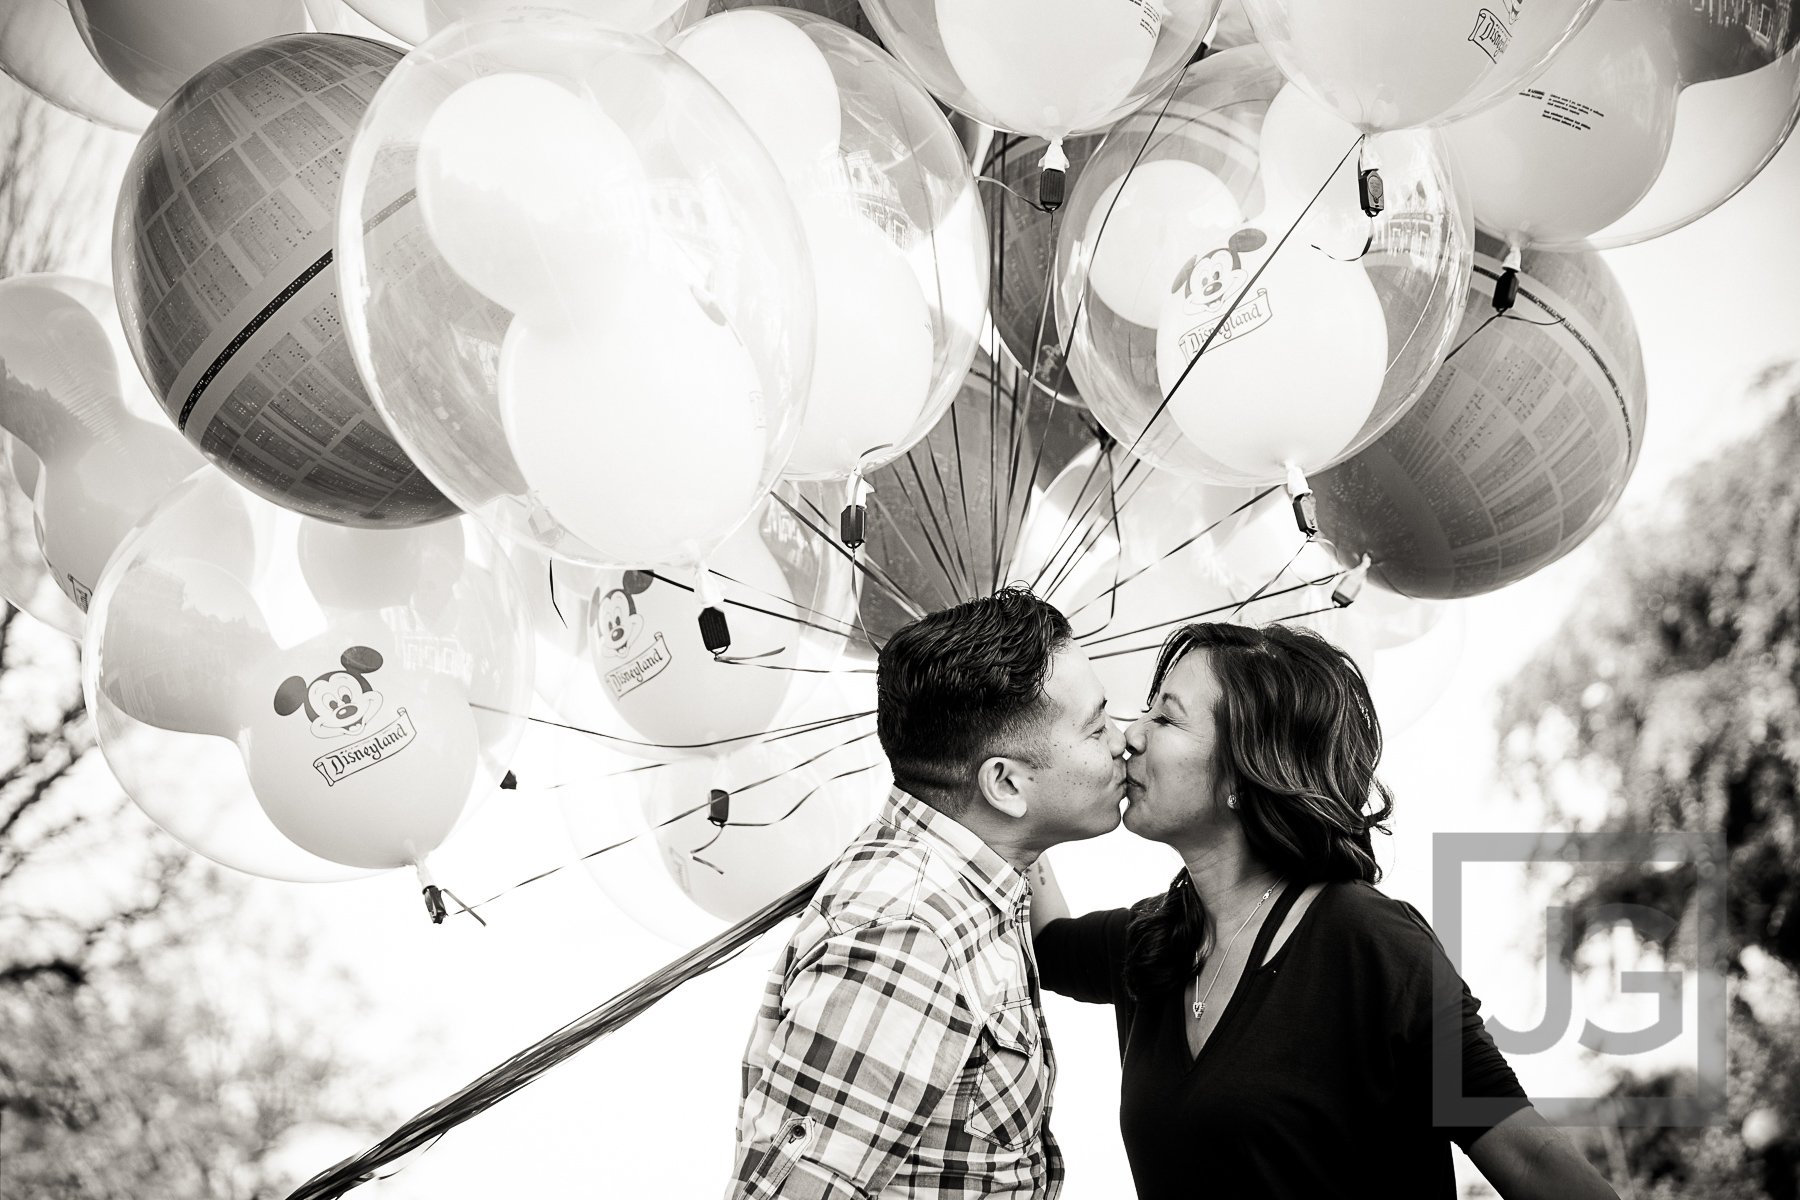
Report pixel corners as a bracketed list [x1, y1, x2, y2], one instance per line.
[17, 41, 1800, 1200]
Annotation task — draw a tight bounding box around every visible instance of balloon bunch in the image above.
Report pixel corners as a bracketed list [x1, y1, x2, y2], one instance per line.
[3, 0, 1786, 937]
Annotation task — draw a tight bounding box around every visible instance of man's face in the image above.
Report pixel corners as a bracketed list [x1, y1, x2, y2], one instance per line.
[1013, 643, 1127, 848]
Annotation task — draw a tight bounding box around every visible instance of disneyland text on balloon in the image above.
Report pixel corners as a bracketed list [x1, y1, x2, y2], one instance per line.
[606, 633, 674, 699]
[312, 708, 419, 787]
[1176, 288, 1274, 361]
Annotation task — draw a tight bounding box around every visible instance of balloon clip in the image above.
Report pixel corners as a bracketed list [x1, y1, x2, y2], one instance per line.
[1330, 554, 1372, 608]
[1494, 247, 1522, 313]
[1358, 168, 1384, 218]
[415, 861, 484, 927]
[500, 770, 517, 790]
[696, 567, 731, 656]
[707, 788, 731, 827]
[840, 468, 875, 549]
[1284, 463, 1318, 538]
[1039, 140, 1070, 213]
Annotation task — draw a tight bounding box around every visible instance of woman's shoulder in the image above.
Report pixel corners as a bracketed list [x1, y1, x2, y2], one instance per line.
[1310, 879, 1444, 965]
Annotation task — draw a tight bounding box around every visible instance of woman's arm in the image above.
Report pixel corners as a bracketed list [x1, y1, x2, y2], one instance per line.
[1466, 1107, 1620, 1200]
[1027, 854, 1071, 937]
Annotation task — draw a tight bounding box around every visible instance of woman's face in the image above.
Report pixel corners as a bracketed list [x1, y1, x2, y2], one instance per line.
[1122, 651, 1231, 851]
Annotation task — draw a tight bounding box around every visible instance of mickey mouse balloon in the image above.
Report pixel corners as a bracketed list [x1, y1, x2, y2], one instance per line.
[1054, 46, 1472, 488]
[338, 12, 813, 574]
[83, 468, 533, 880]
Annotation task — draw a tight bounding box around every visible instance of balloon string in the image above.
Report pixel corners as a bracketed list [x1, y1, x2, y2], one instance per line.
[547, 561, 567, 629]
[905, 428, 976, 598]
[975, 174, 1053, 214]
[769, 491, 927, 619]
[680, 758, 884, 862]
[454, 728, 878, 918]
[1263, 604, 1340, 623]
[467, 702, 874, 753]
[1444, 311, 1503, 363]
[284, 871, 828, 1200]
[1076, 566, 1344, 651]
[1061, 486, 1279, 625]
[1230, 536, 1316, 617]
[642, 569, 858, 640]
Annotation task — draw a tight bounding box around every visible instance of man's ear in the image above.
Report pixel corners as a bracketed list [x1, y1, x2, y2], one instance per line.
[974, 754, 1032, 820]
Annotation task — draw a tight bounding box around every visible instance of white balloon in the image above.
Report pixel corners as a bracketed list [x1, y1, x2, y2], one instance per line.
[1156, 227, 1386, 482]
[783, 205, 935, 479]
[499, 269, 768, 566]
[1258, 82, 1361, 208]
[1083, 159, 1243, 329]
[670, 10, 841, 187]
[417, 73, 646, 327]
[425, 0, 689, 35]
[936, 0, 1164, 139]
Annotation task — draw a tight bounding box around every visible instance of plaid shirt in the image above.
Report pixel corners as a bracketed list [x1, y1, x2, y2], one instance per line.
[729, 789, 1063, 1200]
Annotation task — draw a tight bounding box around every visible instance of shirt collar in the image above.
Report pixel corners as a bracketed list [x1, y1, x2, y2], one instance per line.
[884, 787, 1028, 916]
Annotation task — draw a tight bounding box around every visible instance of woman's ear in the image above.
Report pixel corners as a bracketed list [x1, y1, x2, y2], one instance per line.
[975, 754, 1031, 819]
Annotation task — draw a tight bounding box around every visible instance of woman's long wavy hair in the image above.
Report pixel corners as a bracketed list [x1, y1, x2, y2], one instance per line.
[1121, 622, 1394, 1000]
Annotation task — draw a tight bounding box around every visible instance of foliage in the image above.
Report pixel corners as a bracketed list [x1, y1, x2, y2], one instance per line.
[0, 81, 389, 1199]
[1498, 370, 1800, 1199]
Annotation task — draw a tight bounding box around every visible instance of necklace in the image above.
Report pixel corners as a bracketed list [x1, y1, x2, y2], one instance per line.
[1192, 877, 1282, 1021]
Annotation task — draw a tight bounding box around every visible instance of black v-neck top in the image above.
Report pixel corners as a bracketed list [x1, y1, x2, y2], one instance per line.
[1034, 880, 1529, 1199]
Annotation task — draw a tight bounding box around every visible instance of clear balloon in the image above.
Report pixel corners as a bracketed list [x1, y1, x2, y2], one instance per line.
[1362, 597, 1465, 734]
[339, 11, 812, 572]
[857, 0, 1218, 163]
[560, 676, 885, 941]
[1446, 0, 1800, 250]
[671, 8, 986, 483]
[0, 0, 153, 131]
[0, 275, 206, 618]
[527, 481, 857, 758]
[1240, 0, 1605, 132]
[69, 0, 311, 108]
[1313, 232, 1646, 598]
[0, 275, 189, 638]
[84, 469, 533, 876]
[112, 33, 457, 529]
[0, 435, 87, 639]
[1056, 47, 1472, 488]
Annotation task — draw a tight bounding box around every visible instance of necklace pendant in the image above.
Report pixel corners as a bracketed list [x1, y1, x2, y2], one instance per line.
[1193, 1000, 1205, 1019]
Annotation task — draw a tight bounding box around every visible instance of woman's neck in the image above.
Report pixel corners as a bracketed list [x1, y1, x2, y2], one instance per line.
[1180, 837, 1280, 920]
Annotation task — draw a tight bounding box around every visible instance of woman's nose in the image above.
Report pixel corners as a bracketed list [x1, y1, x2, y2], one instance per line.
[1123, 715, 1147, 755]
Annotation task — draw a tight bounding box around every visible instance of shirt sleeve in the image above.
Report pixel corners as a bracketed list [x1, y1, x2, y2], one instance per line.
[1033, 907, 1133, 1006]
[729, 918, 980, 1200]
[1394, 900, 1531, 1151]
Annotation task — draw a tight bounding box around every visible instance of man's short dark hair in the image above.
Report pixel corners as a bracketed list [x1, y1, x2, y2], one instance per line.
[876, 585, 1073, 814]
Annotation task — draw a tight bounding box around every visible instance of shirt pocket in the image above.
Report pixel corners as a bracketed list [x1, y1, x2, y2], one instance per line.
[962, 1002, 1046, 1150]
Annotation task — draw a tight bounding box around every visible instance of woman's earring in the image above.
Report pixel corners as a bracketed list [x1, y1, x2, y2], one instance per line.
[1226, 794, 1237, 810]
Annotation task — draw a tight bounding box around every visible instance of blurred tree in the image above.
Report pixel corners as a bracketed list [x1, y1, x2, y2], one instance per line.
[0, 81, 390, 1199]
[1499, 368, 1800, 1200]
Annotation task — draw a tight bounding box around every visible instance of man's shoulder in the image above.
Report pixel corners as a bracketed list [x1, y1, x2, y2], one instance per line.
[809, 819, 987, 941]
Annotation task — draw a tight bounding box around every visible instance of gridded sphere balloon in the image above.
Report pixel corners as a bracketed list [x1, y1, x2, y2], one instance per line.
[112, 33, 458, 529]
[855, 0, 1219, 167]
[1054, 45, 1472, 488]
[83, 469, 533, 881]
[339, 11, 813, 571]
